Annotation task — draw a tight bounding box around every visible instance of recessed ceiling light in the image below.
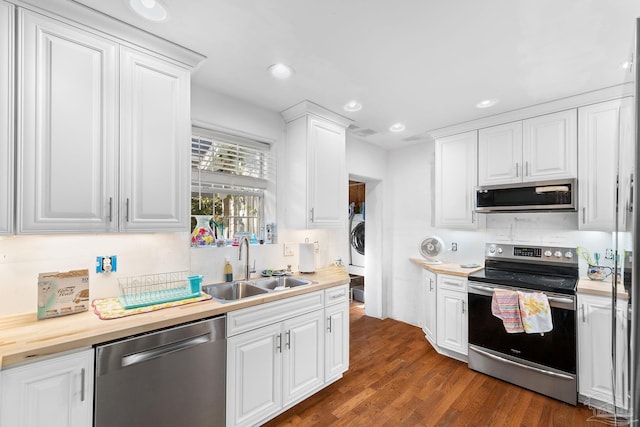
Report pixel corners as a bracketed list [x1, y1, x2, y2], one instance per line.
[476, 98, 499, 109]
[129, 0, 168, 21]
[389, 123, 406, 132]
[343, 100, 363, 112]
[268, 63, 294, 79]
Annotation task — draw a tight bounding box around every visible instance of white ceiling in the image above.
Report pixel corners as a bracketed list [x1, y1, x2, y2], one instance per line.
[73, 0, 640, 148]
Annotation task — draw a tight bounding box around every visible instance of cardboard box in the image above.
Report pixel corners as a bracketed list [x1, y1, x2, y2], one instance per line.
[37, 269, 90, 320]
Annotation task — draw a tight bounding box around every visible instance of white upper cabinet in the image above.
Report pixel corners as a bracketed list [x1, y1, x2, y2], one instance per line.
[281, 101, 351, 229]
[435, 130, 478, 229]
[578, 98, 633, 231]
[522, 109, 577, 181]
[119, 47, 190, 232]
[0, 1, 13, 235]
[16, 8, 198, 234]
[478, 110, 577, 186]
[478, 121, 523, 186]
[17, 10, 118, 233]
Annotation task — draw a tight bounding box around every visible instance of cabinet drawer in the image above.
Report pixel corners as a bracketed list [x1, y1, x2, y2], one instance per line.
[437, 274, 467, 291]
[325, 285, 349, 305]
[227, 291, 324, 337]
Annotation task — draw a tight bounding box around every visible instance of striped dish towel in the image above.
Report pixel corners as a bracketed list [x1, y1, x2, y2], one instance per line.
[491, 289, 525, 333]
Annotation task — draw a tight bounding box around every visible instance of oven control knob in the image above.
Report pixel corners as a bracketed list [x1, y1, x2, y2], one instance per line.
[489, 245, 496, 254]
[564, 251, 573, 259]
[554, 251, 562, 258]
[544, 250, 552, 257]
[497, 247, 503, 254]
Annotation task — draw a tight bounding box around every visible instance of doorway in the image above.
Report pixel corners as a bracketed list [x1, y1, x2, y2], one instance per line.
[349, 180, 365, 305]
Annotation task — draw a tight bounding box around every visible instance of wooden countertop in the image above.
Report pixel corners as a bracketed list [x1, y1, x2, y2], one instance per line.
[577, 277, 629, 300]
[409, 257, 483, 277]
[0, 266, 349, 369]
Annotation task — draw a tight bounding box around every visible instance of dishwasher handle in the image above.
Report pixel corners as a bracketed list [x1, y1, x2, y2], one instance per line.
[121, 334, 211, 368]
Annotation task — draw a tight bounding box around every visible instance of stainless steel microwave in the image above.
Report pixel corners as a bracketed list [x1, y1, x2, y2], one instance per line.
[474, 178, 577, 212]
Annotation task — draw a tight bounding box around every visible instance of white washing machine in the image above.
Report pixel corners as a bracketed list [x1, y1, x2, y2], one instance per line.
[349, 213, 365, 274]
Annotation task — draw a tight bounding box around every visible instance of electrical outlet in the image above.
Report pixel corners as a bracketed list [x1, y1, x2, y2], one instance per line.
[283, 243, 294, 256]
[605, 248, 614, 260]
[451, 242, 458, 252]
[96, 256, 117, 273]
[314, 241, 320, 253]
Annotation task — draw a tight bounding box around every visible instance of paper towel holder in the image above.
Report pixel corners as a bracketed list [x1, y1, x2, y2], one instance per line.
[299, 238, 316, 274]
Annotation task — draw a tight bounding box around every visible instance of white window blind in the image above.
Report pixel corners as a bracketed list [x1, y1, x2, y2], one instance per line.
[191, 126, 274, 195]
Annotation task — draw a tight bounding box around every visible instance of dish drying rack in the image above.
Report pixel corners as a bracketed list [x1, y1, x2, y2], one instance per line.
[118, 271, 202, 309]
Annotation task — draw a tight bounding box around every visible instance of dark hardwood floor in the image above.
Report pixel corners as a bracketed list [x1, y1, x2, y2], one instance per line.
[263, 302, 617, 426]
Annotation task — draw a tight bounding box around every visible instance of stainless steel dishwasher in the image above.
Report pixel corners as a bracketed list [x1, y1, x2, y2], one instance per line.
[94, 315, 226, 427]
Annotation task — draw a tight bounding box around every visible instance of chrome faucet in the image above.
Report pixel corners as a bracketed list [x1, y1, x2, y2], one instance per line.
[238, 236, 255, 280]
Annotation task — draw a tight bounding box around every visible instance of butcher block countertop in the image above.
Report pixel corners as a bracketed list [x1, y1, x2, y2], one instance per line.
[0, 266, 349, 369]
[577, 277, 629, 300]
[409, 257, 483, 277]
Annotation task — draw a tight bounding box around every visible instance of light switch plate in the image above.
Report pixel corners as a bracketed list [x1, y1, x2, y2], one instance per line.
[283, 243, 294, 256]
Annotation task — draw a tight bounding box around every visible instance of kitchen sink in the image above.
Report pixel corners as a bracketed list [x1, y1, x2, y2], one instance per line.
[252, 276, 313, 291]
[202, 281, 268, 303]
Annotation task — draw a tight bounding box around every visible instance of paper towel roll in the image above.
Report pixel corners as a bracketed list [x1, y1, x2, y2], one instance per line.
[299, 243, 315, 273]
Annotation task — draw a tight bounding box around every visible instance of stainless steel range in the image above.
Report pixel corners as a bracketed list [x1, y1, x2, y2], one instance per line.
[467, 243, 579, 405]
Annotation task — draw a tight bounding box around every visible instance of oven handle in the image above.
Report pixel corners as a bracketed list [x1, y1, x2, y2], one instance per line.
[469, 345, 575, 381]
[468, 284, 574, 305]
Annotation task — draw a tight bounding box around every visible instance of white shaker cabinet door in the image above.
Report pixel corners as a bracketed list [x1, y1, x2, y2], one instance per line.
[0, 349, 94, 427]
[435, 131, 478, 229]
[436, 288, 468, 356]
[422, 269, 437, 344]
[282, 309, 324, 406]
[522, 109, 577, 182]
[17, 10, 118, 233]
[119, 47, 191, 232]
[325, 300, 349, 382]
[227, 323, 283, 427]
[478, 121, 522, 186]
[0, 1, 13, 235]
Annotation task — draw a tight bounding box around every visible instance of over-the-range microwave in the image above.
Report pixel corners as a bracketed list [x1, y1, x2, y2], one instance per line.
[474, 178, 577, 213]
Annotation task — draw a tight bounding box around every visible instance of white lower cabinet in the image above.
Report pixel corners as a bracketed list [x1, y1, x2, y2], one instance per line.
[578, 293, 628, 411]
[226, 286, 349, 427]
[421, 269, 437, 344]
[0, 349, 94, 427]
[436, 274, 468, 356]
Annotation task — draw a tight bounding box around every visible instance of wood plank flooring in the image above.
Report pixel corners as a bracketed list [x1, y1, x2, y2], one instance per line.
[263, 303, 617, 426]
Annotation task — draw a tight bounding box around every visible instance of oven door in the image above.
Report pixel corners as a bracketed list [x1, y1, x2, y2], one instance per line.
[467, 281, 577, 405]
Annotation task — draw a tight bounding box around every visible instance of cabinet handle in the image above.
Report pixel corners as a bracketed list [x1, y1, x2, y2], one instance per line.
[582, 208, 586, 225]
[462, 301, 466, 314]
[331, 291, 346, 300]
[429, 279, 434, 292]
[125, 198, 130, 222]
[630, 174, 634, 213]
[285, 330, 291, 349]
[471, 211, 476, 223]
[525, 161, 529, 176]
[310, 208, 314, 222]
[276, 333, 282, 353]
[108, 197, 113, 223]
[581, 304, 586, 323]
[80, 368, 85, 402]
[515, 163, 519, 177]
[327, 317, 332, 333]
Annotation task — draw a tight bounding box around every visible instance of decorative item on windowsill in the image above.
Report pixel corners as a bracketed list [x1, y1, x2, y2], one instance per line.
[212, 215, 227, 247]
[191, 215, 215, 247]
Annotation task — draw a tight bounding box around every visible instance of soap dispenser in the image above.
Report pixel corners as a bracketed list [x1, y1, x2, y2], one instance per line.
[224, 257, 233, 282]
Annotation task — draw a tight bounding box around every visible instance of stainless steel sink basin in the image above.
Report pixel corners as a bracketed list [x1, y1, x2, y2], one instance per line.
[203, 281, 268, 303]
[252, 276, 313, 291]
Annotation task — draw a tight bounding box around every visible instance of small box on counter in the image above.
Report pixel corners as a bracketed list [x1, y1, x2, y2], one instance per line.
[37, 269, 90, 320]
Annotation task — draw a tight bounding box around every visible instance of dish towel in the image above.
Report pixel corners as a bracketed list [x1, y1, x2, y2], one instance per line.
[517, 291, 553, 334]
[491, 289, 525, 333]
